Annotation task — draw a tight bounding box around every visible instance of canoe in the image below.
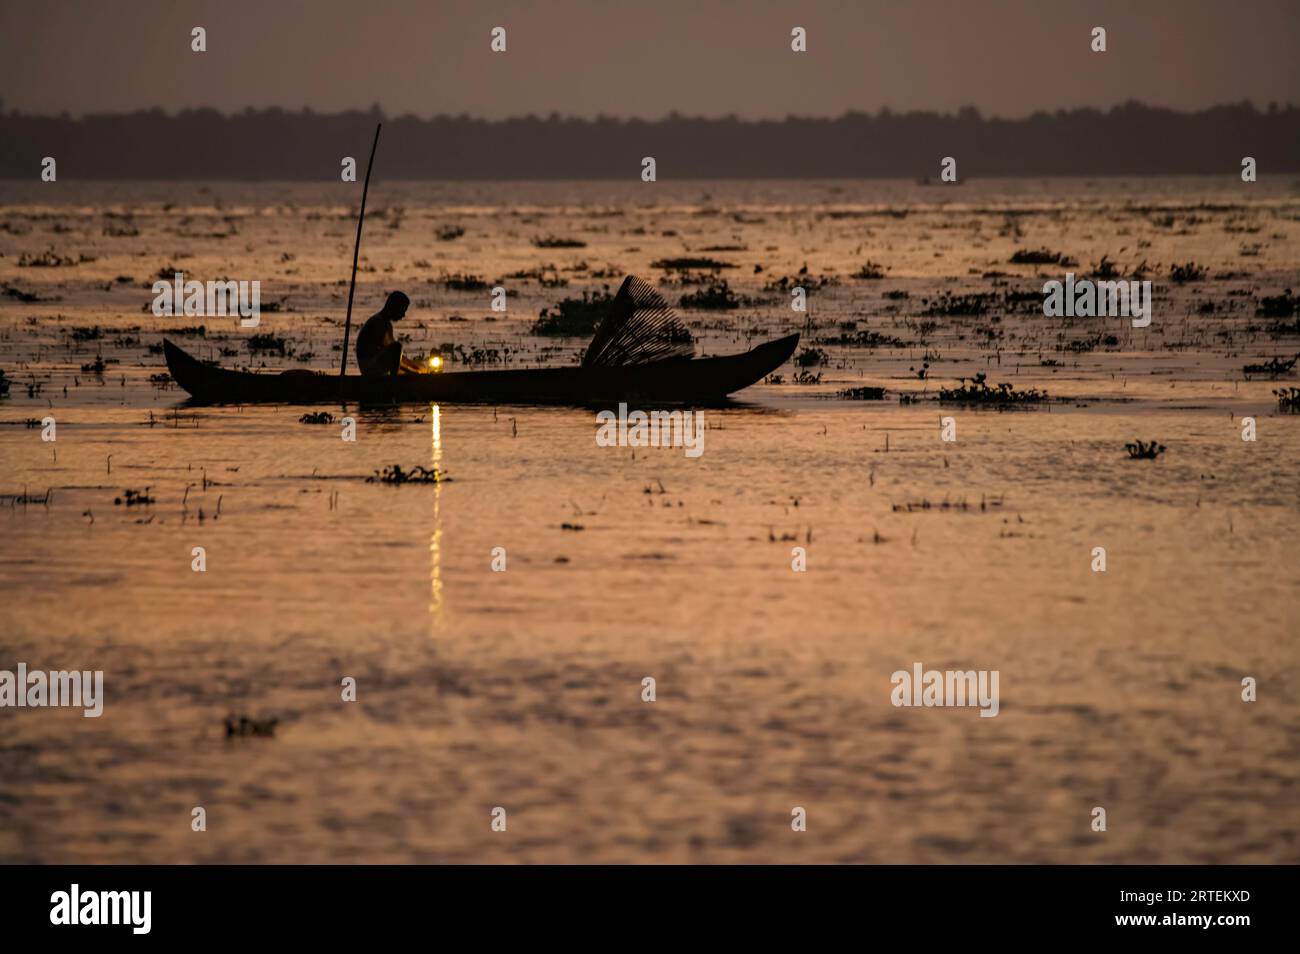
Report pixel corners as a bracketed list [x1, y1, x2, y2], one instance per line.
[162, 333, 800, 405]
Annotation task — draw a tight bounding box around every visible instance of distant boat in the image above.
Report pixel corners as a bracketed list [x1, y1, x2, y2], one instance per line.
[164, 276, 799, 406]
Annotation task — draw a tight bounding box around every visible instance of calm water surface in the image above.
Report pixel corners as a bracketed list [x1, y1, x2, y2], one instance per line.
[1, 178, 1297, 862]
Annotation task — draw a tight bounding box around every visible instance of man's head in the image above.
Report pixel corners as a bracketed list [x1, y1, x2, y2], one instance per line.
[381, 291, 410, 320]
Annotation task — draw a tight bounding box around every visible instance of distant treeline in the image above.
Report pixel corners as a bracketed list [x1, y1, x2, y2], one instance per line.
[1, 101, 1297, 179]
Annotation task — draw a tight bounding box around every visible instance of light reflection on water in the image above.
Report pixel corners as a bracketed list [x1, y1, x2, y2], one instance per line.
[430, 404, 443, 630]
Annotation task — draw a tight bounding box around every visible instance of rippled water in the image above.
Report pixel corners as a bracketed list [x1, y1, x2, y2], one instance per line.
[1, 178, 1298, 862]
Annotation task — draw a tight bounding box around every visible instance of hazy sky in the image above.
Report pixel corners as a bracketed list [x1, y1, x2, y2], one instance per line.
[1, 0, 1297, 119]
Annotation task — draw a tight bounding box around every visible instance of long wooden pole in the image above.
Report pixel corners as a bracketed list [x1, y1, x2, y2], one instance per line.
[339, 123, 382, 387]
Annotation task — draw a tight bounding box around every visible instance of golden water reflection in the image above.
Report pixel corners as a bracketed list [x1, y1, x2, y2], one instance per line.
[429, 403, 443, 628]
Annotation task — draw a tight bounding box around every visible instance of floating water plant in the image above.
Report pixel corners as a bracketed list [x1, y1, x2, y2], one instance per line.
[1257, 291, 1297, 319]
[1124, 440, 1165, 460]
[247, 333, 289, 355]
[852, 261, 888, 279]
[1, 282, 49, 302]
[838, 386, 888, 400]
[18, 247, 84, 267]
[939, 372, 1048, 406]
[764, 270, 836, 293]
[1010, 247, 1074, 266]
[921, 292, 993, 316]
[224, 714, 278, 738]
[367, 464, 447, 485]
[1275, 387, 1300, 412]
[438, 273, 489, 291]
[1093, 255, 1120, 279]
[299, 411, 335, 424]
[1170, 261, 1208, 283]
[651, 256, 736, 271]
[816, 328, 906, 348]
[531, 288, 616, 336]
[533, 235, 587, 248]
[1243, 354, 1297, 377]
[795, 347, 828, 368]
[114, 487, 155, 506]
[679, 281, 742, 309]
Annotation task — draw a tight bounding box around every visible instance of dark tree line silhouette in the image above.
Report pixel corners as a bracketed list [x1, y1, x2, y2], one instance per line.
[1, 101, 1296, 179]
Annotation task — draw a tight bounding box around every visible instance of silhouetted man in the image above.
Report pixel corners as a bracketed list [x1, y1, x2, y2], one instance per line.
[356, 291, 424, 376]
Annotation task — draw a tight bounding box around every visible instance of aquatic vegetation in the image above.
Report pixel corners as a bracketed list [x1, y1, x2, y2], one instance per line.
[113, 488, 155, 506]
[921, 291, 993, 316]
[1, 282, 55, 302]
[80, 356, 107, 374]
[1275, 387, 1300, 412]
[507, 265, 569, 288]
[1242, 355, 1297, 377]
[224, 714, 278, 738]
[651, 256, 736, 271]
[765, 270, 837, 293]
[882, 289, 909, 300]
[438, 273, 489, 291]
[299, 411, 335, 424]
[1010, 247, 1074, 266]
[70, 325, 103, 341]
[1257, 290, 1297, 319]
[531, 287, 615, 336]
[1169, 261, 1208, 283]
[1062, 333, 1117, 353]
[247, 333, 289, 355]
[463, 346, 508, 367]
[435, 225, 465, 241]
[533, 235, 587, 248]
[18, 247, 89, 267]
[891, 497, 973, 513]
[148, 373, 172, 385]
[792, 369, 822, 384]
[939, 372, 1048, 406]
[838, 386, 888, 400]
[1093, 255, 1120, 279]
[0, 368, 9, 397]
[1001, 289, 1043, 311]
[4, 487, 53, 508]
[367, 464, 448, 485]
[1125, 440, 1165, 459]
[679, 281, 741, 309]
[852, 261, 888, 279]
[795, 347, 828, 368]
[815, 328, 906, 348]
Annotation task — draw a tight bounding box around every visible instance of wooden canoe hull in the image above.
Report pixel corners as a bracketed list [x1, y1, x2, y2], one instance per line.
[162, 334, 800, 405]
